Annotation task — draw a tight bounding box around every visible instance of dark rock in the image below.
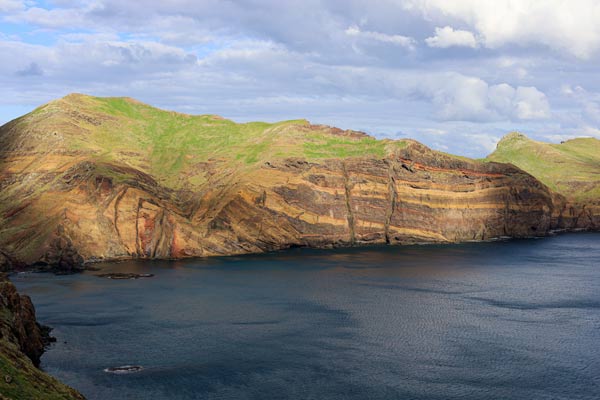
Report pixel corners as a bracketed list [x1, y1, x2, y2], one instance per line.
[0, 273, 45, 366]
[95, 273, 154, 280]
[104, 365, 143, 373]
[0, 274, 84, 398]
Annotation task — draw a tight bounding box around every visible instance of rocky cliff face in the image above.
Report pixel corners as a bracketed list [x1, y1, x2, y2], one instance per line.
[0, 95, 598, 270]
[0, 274, 85, 399]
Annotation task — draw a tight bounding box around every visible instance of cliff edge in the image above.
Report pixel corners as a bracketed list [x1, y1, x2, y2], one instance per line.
[0, 95, 598, 270]
[0, 274, 85, 399]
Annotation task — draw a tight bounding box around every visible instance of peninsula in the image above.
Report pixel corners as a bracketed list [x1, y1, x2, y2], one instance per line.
[0, 94, 598, 271]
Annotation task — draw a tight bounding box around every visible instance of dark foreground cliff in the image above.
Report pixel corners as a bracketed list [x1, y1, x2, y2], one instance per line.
[0, 274, 85, 399]
[0, 94, 598, 270]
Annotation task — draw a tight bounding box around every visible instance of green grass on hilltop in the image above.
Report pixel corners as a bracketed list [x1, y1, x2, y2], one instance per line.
[304, 136, 388, 158]
[5, 95, 600, 268]
[487, 132, 600, 201]
[13, 94, 416, 190]
[18, 95, 599, 201]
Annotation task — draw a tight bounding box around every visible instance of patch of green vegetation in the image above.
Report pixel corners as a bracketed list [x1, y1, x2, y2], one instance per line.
[39, 95, 415, 187]
[13, 94, 527, 193]
[303, 135, 387, 159]
[0, 351, 81, 400]
[487, 132, 600, 200]
[0, 280, 84, 399]
[96, 97, 145, 119]
[58, 96, 286, 185]
[243, 140, 272, 164]
[389, 140, 409, 150]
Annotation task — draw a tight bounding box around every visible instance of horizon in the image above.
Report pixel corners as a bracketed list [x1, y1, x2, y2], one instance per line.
[2, 1, 600, 157]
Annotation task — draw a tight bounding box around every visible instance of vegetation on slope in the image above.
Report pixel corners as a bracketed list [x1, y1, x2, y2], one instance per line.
[0, 275, 84, 399]
[5, 94, 597, 201]
[2, 94, 409, 192]
[1, 95, 598, 268]
[3, 95, 598, 203]
[487, 132, 600, 201]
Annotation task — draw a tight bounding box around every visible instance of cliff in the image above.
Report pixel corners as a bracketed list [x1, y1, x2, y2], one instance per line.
[0, 274, 85, 399]
[0, 94, 598, 270]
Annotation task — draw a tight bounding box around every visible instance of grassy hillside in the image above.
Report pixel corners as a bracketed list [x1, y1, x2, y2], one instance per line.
[487, 132, 600, 201]
[3, 95, 598, 200]
[1, 94, 407, 191]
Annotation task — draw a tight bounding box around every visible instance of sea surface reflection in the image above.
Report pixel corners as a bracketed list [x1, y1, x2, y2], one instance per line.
[13, 233, 600, 399]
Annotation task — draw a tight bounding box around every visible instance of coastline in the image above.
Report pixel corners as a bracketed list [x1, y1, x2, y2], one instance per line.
[6, 227, 598, 274]
[0, 274, 85, 399]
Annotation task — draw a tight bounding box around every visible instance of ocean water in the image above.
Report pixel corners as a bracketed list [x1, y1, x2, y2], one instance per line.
[13, 233, 600, 400]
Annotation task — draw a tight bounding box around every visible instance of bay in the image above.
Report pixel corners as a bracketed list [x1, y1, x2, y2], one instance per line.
[13, 233, 600, 399]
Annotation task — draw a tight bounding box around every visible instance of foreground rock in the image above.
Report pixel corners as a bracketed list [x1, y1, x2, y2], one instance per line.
[0, 94, 597, 269]
[0, 273, 85, 399]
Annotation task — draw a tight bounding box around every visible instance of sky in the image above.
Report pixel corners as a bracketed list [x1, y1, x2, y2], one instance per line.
[1, 0, 600, 157]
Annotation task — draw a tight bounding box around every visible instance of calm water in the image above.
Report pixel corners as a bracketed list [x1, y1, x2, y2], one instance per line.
[13, 233, 600, 400]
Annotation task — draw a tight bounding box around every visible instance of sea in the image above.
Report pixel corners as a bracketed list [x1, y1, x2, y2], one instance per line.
[13, 233, 600, 399]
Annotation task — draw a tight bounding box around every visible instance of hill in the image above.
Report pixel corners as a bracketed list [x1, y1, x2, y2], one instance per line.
[0, 93, 398, 191]
[0, 94, 598, 270]
[487, 132, 600, 201]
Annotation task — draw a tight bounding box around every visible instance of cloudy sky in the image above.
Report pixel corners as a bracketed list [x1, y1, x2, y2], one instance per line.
[1, 0, 600, 157]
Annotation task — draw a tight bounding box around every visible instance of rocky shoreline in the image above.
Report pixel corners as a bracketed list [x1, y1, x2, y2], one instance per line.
[3, 226, 598, 275]
[0, 273, 85, 399]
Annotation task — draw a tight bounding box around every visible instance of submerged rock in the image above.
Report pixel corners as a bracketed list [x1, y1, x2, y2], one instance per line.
[96, 273, 154, 280]
[104, 365, 143, 374]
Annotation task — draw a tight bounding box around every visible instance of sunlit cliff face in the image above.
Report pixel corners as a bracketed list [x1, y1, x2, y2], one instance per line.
[1, 94, 597, 270]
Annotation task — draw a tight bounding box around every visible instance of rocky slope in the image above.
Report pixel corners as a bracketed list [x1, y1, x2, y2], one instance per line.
[0, 273, 85, 399]
[0, 94, 598, 270]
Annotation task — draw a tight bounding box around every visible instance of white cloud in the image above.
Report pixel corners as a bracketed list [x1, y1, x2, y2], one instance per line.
[463, 132, 501, 153]
[345, 25, 414, 48]
[425, 26, 478, 48]
[410, 0, 600, 59]
[5, 5, 85, 28]
[0, 0, 24, 13]
[418, 73, 550, 121]
[560, 84, 575, 96]
[560, 84, 600, 123]
[513, 86, 550, 120]
[583, 102, 600, 122]
[0, 36, 198, 83]
[579, 126, 600, 137]
[429, 75, 491, 121]
[1, 0, 598, 158]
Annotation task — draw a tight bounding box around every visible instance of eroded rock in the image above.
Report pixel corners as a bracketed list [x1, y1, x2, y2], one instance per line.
[0, 274, 85, 398]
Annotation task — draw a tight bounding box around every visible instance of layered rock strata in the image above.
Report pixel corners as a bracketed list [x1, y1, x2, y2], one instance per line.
[0, 95, 597, 270]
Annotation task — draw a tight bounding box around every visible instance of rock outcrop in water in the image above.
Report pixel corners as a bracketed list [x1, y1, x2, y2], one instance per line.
[0, 94, 598, 270]
[0, 273, 85, 399]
